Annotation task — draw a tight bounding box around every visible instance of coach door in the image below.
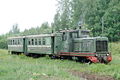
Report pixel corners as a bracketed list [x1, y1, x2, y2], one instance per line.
[51, 36, 55, 54]
[23, 37, 27, 54]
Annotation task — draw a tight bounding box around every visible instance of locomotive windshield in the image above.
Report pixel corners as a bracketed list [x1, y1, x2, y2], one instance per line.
[96, 41, 108, 52]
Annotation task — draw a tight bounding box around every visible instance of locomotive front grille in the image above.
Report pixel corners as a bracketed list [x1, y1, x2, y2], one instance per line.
[96, 41, 108, 52]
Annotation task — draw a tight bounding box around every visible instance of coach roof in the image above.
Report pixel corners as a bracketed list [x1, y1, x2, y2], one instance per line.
[26, 34, 54, 38]
[7, 36, 25, 39]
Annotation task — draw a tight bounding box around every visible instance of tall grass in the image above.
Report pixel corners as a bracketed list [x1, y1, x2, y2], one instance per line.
[0, 49, 80, 80]
[0, 42, 120, 80]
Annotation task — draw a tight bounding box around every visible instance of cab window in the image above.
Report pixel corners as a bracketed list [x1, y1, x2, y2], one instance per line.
[62, 32, 67, 41]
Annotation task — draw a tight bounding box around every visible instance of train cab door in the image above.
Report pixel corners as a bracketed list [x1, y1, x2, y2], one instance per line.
[62, 32, 73, 53]
[62, 32, 69, 52]
[54, 34, 62, 55]
[53, 32, 73, 56]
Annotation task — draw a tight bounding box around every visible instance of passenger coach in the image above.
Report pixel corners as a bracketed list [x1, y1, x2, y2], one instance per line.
[8, 36, 25, 54]
[25, 34, 53, 56]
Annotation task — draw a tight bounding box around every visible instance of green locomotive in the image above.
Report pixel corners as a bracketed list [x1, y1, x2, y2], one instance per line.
[8, 28, 112, 63]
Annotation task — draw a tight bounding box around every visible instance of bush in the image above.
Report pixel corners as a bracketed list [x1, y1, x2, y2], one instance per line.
[0, 39, 7, 49]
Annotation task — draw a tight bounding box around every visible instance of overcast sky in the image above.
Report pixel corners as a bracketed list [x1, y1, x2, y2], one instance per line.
[0, 0, 57, 34]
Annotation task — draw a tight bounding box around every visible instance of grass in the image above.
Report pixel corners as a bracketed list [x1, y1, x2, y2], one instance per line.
[0, 50, 80, 80]
[0, 42, 120, 80]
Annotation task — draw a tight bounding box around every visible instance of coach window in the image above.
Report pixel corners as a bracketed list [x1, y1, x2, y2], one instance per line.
[11, 40, 12, 45]
[11, 40, 13, 45]
[8, 40, 10, 45]
[8, 40, 9, 45]
[35, 39, 37, 45]
[31, 39, 34, 45]
[16, 39, 18, 45]
[9, 40, 10, 45]
[19, 39, 21, 45]
[15, 39, 17, 45]
[46, 37, 51, 45]
[18, 39, 20, 45]
[9, 40, 11, 45]
[43, 38, 46, 45]
[38, 38, 41, 45]
[28, 39, 31, 45]
[20, 39, 22, 45]
[13, 40, 15, 45]
[14, 39, 16, 45]
[13, 40, 14, 45]
[10, 40, 12, 45]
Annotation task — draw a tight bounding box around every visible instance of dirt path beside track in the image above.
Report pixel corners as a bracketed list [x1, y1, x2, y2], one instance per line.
[69, 70, 115, 80]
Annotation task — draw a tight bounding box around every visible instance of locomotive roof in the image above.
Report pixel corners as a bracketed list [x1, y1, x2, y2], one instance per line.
[59, 29, 90, 33]
[60, 29, 79, 32]
[75, 37, 108, 40]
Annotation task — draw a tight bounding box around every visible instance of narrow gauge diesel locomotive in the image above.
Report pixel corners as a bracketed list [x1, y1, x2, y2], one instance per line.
[8, 28, 112, 63]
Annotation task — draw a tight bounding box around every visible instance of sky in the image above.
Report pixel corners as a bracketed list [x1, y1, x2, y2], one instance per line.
[0, 0, 57, 34]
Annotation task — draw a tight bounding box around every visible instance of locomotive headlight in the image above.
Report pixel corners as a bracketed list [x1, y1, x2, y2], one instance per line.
[95, 54, 98, 56]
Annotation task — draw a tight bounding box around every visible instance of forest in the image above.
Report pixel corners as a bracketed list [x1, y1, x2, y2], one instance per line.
[0, 0, 120, 49]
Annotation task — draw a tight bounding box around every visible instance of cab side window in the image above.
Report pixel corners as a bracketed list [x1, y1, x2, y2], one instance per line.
[72, 32, 78, 38]
[62, 32, 67, 41]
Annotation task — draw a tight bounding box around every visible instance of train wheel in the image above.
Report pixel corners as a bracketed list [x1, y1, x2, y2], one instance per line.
[60, 56, 64, 60]
[33, 54, 40, 58]
[11, 51, 16, 54]
[24, 53, 30, 56]
[51, 55, 57, 59]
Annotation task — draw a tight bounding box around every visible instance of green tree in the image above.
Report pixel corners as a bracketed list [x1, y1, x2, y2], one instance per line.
[54, 0, 120, 41]
[11, 23, 20, 34]
[0, 35, 8, 49]
[54, 0, 71, 30]
[53, 12, 61, 31]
